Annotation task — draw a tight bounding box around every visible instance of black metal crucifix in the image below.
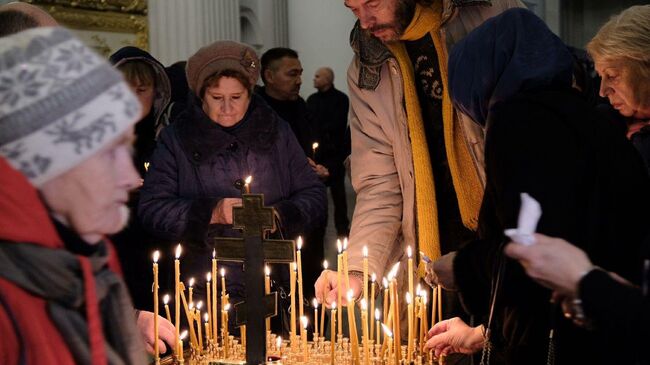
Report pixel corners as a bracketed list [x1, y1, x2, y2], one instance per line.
[212, 193, 295, 365]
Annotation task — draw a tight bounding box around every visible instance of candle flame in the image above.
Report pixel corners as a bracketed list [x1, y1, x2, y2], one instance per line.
[220, 268, 225, 277]
[363, 245, 368, 258]
[224, 303, 231, 312]
[276, 336, 282, 348]
[382, 277, 389, 289]
[144, 162, 150, 171]
[336, 239, 342, 254]
[212, 249, 216, 259]
[297, 236, 303, 250]
[388, 262, 400, 280]
[245, 176, 252, 185]
[360, 298, 367, 311]
[153, 250, 160, 263]
[346, 289, 354, 301]
[163, 294, 170, 305]
[381, 323, 393, 338]
[206, 272, 212, 282]
[313, 298, 319, 308]
[292, 262, 297, 272]
[371, 273, 376, 282]
[301, 316, 308, 328]
[406, 292, 412, 304]
[407, 245, 412, 258]
[331, 301, 337, 310]
[175, 244, 182, 259]
[180, 330, 188, 340]
[375, 308, 381, 320]
[323, 259, 329, 270]
[204, 313, 209, 322]
[196, 301, 203, 310]
[312, 142, 319, 150]
[264, 265, 271, 276]
[343, 237, 348, 250]
[422, 293, 428, 305]
[189, 302, 194, 310]
[188, 277, 195, 287]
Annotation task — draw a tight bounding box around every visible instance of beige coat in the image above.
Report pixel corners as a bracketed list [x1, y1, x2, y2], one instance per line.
[346, 0, 524, 281]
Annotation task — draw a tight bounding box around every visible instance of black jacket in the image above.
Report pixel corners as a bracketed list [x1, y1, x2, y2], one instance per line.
[454, 89, 650, 365]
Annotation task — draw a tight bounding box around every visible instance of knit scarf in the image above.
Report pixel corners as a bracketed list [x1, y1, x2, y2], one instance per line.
[386, 2, 484, 275]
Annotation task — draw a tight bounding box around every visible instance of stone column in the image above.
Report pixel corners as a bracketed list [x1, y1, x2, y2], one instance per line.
[148, 0, 240, 65]
[272, 0, 289, 47]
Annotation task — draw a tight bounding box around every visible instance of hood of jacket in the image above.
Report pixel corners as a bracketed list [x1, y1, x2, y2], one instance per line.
[109, 46, 172, 131]
[175, 93, 279, 165]
[350, 0, 492, 90]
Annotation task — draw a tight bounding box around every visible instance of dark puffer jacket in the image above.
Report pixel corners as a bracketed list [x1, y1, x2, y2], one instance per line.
[138, 94, 327, 298]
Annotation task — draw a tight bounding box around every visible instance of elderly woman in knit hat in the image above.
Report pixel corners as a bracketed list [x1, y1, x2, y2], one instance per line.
[138, 41, 326, 331]
[0, 27, 176, 364]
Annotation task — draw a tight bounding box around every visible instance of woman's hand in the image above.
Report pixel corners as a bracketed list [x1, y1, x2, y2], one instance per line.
[504, 233, 593, 296]
[136, 310, 176, 354]
[210, 198, 242, 224]
[425, 317, 484, 357]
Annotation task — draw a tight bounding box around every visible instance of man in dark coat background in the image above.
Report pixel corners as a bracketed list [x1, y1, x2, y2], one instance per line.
[307, 67, 351, 237]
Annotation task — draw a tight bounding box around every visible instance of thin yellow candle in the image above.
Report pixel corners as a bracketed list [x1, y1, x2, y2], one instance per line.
[276, 335, 283, 358]
[300, 316, 308, 353]
[388, 263, 401, 365]
[437, 285, 443, 324]
[180, 283, 198, 348]
[174, 244, 181, 355]
[361, 299, 370, 365]
[206, 272, 212, 343]
[313, 298, 319, 337]
[382, 277, 389, 324]
[220, 268, 226, 309]
[362, 245, 369, 308]
[178, 330, 188, 362]
[196, 302, 204, 350]
[265, 265, 271, 332]
[163, 294, 172, 323]
[346, 289, 360, 365]
[320, 259, 328, 337]
[297, 237, 305, 340]
[223, 303, 230, 358]
[432, 286, 437, 326]
[312, 142, 319, 159]
[382, 324, 393, 365]
[420, 291, 429, 354]
[188, 277, 195, 305]
[375, 309, 381, 347]
[241, 324, 246, 350]
[370, 273, 376, 342]
[290, 262, 297, 348]
[212, 250, 218, 343]
[244, 175, 252, 194]
[406, 292, 414, 363]
[330, 302, 337, 365]
[336, 240, 343, 336]
[152, 251, 160, 362]
[204, 313, 210, 347]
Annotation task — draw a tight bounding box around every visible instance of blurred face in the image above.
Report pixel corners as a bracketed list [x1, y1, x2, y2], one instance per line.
[313, 68, 332, 91]
[40, 130, 140, 243]
[265, 57, 303, 100]
[344, 0, 414, 43]
[129, 80, 155, 116]
[595, 58, 650, 119]
[202, 76, 251, 127]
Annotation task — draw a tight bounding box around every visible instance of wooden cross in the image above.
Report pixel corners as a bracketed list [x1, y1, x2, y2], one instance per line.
[212, 193, 295, 365]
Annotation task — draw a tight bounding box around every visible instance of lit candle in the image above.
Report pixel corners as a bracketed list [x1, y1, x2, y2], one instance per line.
[206, 272, 212, 343]
[361, 299, 370, 365]
[223, 303, 230, 358]
[212, 250, 218, 343]
[406, 292, 414, 363]
[174, 244, 181, 355]
[163, 294, 172, 323]
[196, 302, 204, 350]
[313, 298, 319, 338]
[178, 329, 188, 362]
[290, 262, 297, 348]
[276, 335, 283, 358]
[382, 277, 389, 324]
[320, 259, 328, 337]
[144, 162, 150, 172]
[388, 263, 401, 364]
[362, 246, 369, 312]
[375, 309, 381, 347]
[420, 291, 428, 354]
[312, 142, 319, 160]
[152, 250, 160, 362]
[300, 316, 308, 353]
[407, 246, 414, 342]
[204, 313, 210, 348]
[180, 283, 197, 348]
[347, 289, 360, 365]
[188, 277, 195, 306]
[381, 324, 393, 365]
[244, 175, 252, 194]
[220, 268, 226, 309]
[370, 273, 376, 342]
[336, 240, 343, 336]
[330, 302, 337, 365]
[265, 265, 271, 332]
[297, 237, 305, 341]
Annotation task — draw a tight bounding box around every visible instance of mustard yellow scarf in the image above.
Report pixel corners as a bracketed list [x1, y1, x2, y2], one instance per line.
[386, 3, 483, 275]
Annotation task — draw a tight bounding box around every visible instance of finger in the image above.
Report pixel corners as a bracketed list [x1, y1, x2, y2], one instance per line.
[145, 342, 155, 354]
[157, 339, 167, 353]
[326, 288, 338, 307]
[428, 320, 449, 337]
[503, 242, 526, 260]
